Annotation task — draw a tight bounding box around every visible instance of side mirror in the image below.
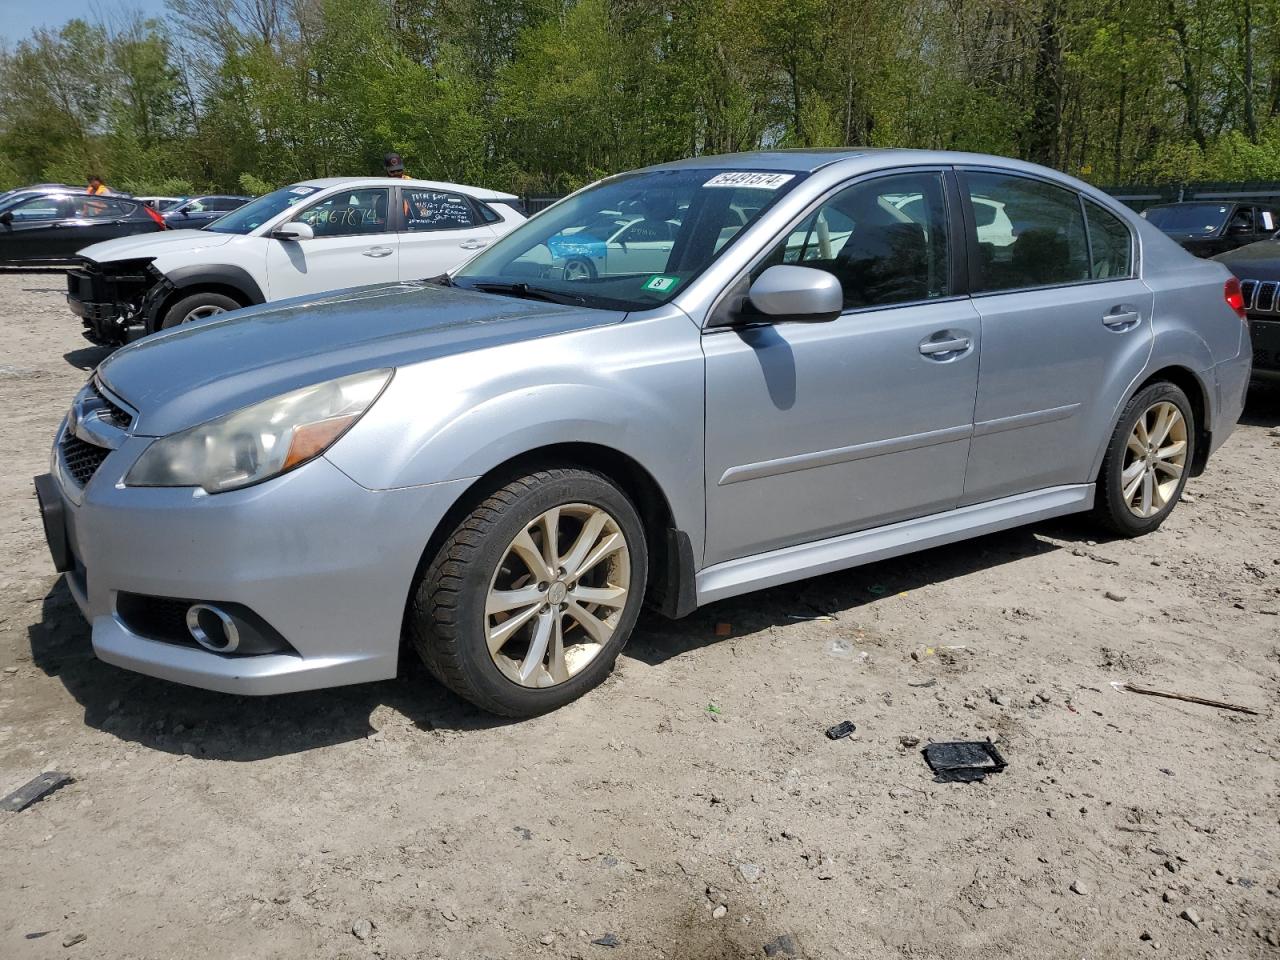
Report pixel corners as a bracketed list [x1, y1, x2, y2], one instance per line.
[1227, 221, 1253, 236]
[272, 221, 314, 241]
[745, 265, 842, 322]
[0, 211, 11, 226]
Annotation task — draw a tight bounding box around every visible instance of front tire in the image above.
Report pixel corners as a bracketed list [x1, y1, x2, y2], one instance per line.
[410, 468, 648, 716]
[1094, 381, 1195, 537]
[159, 291, 240, 330]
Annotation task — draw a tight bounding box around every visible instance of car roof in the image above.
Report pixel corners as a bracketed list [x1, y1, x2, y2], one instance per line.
[295, 176, 518, 201]
[1145, 201, 1234, 209]
[637, 148, 1113, 181]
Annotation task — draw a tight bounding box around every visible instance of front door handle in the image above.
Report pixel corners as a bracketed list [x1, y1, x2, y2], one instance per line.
[919, 335, 972, 357]
[363, 246, 393, 258]
[459, 239, 489, 250]
[1102, 307, 1141, 331]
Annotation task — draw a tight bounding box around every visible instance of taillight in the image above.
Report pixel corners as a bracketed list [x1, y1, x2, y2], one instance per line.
[144, 205, 167, 229]
[1224, 277, 1246, 319]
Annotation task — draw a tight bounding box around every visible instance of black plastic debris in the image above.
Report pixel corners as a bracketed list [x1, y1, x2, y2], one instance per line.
[1, 772, 73, 813]
[824, 720, 856, 740]
[922, 742, 1006, 783]
[592, 932, 621, 948]
[763, 933, 799, 957]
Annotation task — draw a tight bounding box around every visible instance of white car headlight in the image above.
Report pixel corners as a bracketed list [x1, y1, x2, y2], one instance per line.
[126, 369, 392, 493]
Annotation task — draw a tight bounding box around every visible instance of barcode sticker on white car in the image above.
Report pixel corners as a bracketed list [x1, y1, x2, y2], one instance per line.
[703, 172, 795, 190]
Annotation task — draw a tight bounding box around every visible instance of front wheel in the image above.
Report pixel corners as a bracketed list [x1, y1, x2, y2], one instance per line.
[1093, 381, 1195, 537]
[409, 468, 648, 716]
[159, 291, 240, 330]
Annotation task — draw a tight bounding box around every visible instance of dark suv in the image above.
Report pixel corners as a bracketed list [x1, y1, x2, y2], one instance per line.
[1214, 240, 1280, 382]
[1143, 201, 1280, 258]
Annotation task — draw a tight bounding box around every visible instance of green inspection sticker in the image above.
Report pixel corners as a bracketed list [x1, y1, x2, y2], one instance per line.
[642, 274, 680, 293]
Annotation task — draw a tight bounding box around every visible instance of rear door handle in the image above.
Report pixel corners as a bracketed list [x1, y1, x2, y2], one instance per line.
[363, 246, 393, 258]
[1102, 308, 1141, 330]
[919, 336, 972, 357]
[459, 239, 489, 250]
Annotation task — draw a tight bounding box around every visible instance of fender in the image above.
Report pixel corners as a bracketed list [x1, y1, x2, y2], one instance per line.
[1086, 326, 1215, 479]
[325, 313, 708, 560]
[163, 263, 266, 304]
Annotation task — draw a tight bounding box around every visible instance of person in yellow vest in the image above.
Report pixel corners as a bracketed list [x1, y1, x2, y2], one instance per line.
[83, 175, 110, 217]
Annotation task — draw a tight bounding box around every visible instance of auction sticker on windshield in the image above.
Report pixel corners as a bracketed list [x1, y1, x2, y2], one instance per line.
[704, 172, 795, 189]
[642, 275, 680, 293]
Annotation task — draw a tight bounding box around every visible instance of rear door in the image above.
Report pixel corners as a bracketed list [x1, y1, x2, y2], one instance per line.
[957, 169, 1153, 505]
[395, 187, 496, 279]
[265, 187, 398, 298]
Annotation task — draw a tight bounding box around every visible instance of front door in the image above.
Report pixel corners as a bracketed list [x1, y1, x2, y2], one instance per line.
[956, 169, 1154, 504]
[265, 187, 398, 299]
[396, 187, 496, 279]
[702, 170, 981, 566]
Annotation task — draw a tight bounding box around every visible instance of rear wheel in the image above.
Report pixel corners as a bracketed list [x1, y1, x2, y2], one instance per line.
[410, 468, 648, 716]
[1094, 381, 1195, 537]
[159, 291, 240, 330]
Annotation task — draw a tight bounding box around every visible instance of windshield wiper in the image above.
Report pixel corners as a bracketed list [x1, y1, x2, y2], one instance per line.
[422, 272, 454, 286]
[470, 281, 587, 306]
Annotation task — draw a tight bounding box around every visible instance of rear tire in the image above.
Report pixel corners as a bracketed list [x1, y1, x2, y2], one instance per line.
[159, 292, 240, 330]
[409, 468, 648, 716]
[1093, 381, 1195, 537]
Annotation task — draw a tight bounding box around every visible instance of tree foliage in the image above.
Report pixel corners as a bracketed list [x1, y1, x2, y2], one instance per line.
[3, 0, 1280, 194]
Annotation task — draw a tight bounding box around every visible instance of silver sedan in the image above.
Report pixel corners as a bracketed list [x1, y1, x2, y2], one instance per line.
[36, 149, 1252, 716]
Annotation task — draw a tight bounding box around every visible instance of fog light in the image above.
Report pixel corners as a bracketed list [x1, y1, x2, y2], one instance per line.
[185, 603, 240, 653]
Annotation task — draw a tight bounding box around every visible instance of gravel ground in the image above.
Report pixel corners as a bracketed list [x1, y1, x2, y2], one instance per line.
[0, 270, 1278, 960]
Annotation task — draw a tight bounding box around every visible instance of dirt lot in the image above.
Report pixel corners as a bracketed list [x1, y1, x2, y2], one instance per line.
[0, 270, 1277, 960]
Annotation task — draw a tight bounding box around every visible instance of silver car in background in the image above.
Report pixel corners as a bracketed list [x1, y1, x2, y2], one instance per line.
[35, 149, 1252, 716]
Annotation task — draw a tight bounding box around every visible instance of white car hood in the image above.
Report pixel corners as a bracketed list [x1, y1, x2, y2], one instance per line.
[79, 229, 237, 264]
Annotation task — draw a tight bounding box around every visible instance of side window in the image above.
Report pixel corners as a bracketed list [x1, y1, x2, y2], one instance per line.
[1083, 200, 1133, 279]
[965, 172, 1089, 292]
[404, 190, 477, 231]
[1227, 207, 1254, 234]
[76, 198, 136, 220]
[615, 218, 673, 243]
[295, 189, 389, 237]
[8, 196, 68, 220]
[754, 171, 951, 310]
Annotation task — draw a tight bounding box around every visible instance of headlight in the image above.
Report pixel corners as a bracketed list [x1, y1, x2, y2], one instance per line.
[126, 369, 392, 493]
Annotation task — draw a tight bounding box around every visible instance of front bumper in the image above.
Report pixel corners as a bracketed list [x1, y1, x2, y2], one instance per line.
[1249, 316, 1280, 380]
[40, 424, 475, 695]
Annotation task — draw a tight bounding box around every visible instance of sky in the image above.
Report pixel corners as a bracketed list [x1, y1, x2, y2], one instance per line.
[0, 0, 171, 45]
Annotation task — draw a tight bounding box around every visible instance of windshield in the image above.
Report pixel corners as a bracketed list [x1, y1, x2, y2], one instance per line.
[1143, 203, 1231, 235]
[453, 168, 805, 310]
[204, 184, 321, 234]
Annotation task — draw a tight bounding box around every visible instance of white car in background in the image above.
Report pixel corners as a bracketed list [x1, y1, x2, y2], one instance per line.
[67, 177, 525, 345]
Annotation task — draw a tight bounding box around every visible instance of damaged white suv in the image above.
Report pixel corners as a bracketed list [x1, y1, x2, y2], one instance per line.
[66, 176, 525, 345]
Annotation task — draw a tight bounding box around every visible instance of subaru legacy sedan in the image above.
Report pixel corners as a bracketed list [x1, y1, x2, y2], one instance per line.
[35, 150, 1251, 717]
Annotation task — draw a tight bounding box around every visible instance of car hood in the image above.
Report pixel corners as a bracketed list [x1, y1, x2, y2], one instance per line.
[1213, 240, 1280, 280]
[79, 229, 235, 263]
[97, 282, 626, 436]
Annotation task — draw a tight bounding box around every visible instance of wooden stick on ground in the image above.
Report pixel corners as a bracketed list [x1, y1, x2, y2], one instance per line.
[1119, 681, 1260, 716]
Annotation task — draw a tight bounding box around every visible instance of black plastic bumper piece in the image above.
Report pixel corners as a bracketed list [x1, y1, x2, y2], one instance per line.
[33, 473, 72, 573]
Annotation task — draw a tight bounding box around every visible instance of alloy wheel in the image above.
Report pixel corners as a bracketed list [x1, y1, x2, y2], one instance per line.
[485, 503, 631, 687]
[182, 304, 227, 324]
[1120, 400, 1188, 518]
[561, 258, 594, 281]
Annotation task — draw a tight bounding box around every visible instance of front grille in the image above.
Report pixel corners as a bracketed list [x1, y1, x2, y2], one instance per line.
[1241, 278, 1280, 315]
[60, 433, 110, 487]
